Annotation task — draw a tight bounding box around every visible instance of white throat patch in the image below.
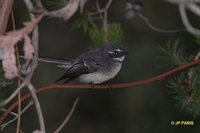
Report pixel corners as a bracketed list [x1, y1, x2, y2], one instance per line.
[113, 55, 125, 62]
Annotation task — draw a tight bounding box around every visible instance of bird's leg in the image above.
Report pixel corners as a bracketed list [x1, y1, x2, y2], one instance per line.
[90, 82, 95, 89]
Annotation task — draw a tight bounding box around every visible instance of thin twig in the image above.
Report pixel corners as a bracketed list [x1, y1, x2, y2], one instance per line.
[105, 0, 113, 10]
[103, 10, 108, 42]
[90, 0, 112, 16]
[47, 0, 80, 21]
[95, 0, 113, 43]
[188, 3, 200, 17]
[27, 22, 46, 132]
[23, 0, 34, 12]
[103, 0, 112, 43]
[167, 0, 200, 35]
[95, 0, 104, 23]
[137, 13, 186, 33]
[0, 59, 200, 125]
[11, 9, 22, 133]
[0, 75, 32, 106]
[0, 101, 33, 131]
[179, 3, 200, 35]
[27, 83, 46, 133]
[16, 71, 21, 133]
[1, 109, 18, 116]
[54, 98, 79, 133]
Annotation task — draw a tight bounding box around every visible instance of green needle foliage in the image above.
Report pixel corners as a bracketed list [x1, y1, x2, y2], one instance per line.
[161, 40, 200, 117]
[167, 70, 200, 117]
[43, 0, 123, 47]
[71, 15, 90, 34]
[106, 24, 123, 44]
[158, 40, 193, 69]
[72, 14, 123, 47]
[88, 23, 123, 47]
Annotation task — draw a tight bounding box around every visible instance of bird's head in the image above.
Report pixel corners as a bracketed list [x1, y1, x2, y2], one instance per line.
[103, 44, 128, 62]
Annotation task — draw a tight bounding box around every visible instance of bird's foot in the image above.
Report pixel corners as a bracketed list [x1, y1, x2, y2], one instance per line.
[105, 81, 112, 89]
[90, 83, 95, 89]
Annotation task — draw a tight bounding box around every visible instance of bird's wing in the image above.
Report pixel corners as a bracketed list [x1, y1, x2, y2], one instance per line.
[55, 60, 104, 83]
[55, 51, 108, 83]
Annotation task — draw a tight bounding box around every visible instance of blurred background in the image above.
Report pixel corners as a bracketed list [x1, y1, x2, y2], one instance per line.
[1, 0, 200, 132]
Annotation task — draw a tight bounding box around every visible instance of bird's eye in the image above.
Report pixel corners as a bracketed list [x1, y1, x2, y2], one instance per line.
[115, 51, 119, 55]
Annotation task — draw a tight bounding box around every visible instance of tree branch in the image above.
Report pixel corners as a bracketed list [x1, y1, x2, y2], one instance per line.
[27, 83, 46, 133]
[179, 3, 200, 35]
[0, 59, 200, 125]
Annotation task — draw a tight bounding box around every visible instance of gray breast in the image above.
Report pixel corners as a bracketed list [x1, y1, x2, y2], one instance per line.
[78, 62, 122, 84]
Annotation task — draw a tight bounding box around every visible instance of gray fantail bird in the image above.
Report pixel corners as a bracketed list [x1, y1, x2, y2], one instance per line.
[32, 44, 128, 84]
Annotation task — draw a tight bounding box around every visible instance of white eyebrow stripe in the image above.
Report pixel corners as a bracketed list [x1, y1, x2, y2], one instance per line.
[108, 51, 114, 54]
[116, 49, 122, 52]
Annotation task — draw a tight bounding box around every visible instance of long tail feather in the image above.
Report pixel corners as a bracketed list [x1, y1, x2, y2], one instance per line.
[19, 55, 71, 65]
